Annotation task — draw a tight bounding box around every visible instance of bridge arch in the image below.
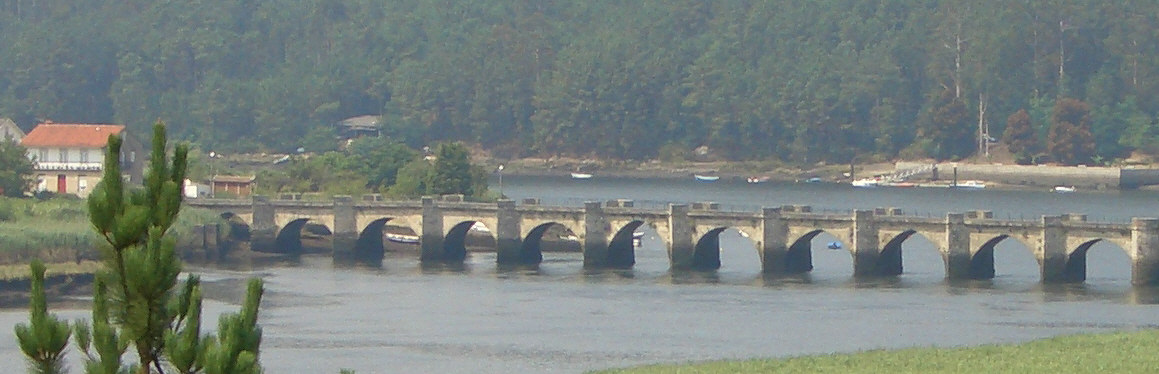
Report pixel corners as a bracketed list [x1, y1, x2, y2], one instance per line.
[969, 235, 1037, 280]
[273, 218, 312, 254]
[692, 227, 759, 271]
[441, 221, 496, 262]
[219, 212, 252, 241]
[786, 229, 850, 274]
[879, 230, 946, 277]
[607, 221, 646, 269]
[520, 222, 581, 265]
[1064, 239, 1131, 283]
[352, 218, 393, 261]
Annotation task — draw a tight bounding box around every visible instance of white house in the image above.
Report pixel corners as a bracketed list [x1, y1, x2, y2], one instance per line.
[0, 118, 23, 142]
[20, 123, 144, 197]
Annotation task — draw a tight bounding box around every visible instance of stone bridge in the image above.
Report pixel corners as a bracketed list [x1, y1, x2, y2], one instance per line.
[187, 196, 1159, 285]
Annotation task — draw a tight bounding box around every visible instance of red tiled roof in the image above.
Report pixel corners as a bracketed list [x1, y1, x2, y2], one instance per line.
[20, 124, 125, 148]
[212, 175, 256, 183]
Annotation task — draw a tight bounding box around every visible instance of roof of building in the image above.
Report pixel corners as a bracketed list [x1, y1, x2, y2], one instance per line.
[211, 175, 256, 183]
[21, 123, 125, 148]
[336, 115, 380, 130]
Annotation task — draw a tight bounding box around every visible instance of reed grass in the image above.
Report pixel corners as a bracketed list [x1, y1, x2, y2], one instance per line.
[0, 196, 227, 275]
[592, 330, 1159, 374]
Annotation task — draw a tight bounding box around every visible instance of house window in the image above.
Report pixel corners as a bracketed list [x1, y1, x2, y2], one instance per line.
[80, 150, 89, 163]
[59, 149, 68, 163]
[38, 149, 47, 162]
[130, 151, 136, 163]
[79, 178, 88, 192]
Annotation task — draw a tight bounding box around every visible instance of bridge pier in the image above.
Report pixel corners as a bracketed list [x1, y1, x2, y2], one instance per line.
[1040, 215, 1068, 283]
[852, 209, 880, 277]
[1132, 218, 1159, 286]
[944, 213, 970, 279]
[495, 200, 525, 263]
[669, 204, 694, 270]
[420, 196, 445, 262]
[251, 195, 277, 252]
[583, 201, 609, 268]
[332, 196, 357, 257]
[760, 207, 788, 274]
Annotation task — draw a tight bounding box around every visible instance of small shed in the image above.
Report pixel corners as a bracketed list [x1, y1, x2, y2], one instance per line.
[336, 115, 380, 139]
[210, 175, 256, 198]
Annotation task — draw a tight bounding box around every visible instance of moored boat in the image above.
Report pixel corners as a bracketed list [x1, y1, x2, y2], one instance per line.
[1053, 185, 1076, 193]
[851, 178, 880, 188]
[694, 174, 720, 182]
[570, 172, 593, 179]
[747, 176, 771, 183]
[953, 180, 986, 189]
[385, 232, 420, 244]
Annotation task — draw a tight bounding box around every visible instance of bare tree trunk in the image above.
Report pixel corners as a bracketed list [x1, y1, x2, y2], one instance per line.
[977, 93, 988, 157]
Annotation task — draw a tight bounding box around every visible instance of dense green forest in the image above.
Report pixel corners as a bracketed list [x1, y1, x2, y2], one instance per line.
[1, 1, 1158, 165]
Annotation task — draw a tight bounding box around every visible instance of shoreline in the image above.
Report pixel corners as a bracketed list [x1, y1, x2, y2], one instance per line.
[490, 158, 1143, 192]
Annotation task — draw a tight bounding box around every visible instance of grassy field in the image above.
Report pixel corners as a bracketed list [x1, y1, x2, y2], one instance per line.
[0, 196, 226, 277]
[593, 330, 1159, 374]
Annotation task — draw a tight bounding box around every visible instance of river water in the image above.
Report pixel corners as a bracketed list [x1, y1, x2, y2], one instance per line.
[4, 175, 1159, 373]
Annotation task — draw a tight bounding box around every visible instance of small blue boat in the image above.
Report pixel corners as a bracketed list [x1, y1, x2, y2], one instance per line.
[694, 174, 720, 182]
[827, 241, 843, 250]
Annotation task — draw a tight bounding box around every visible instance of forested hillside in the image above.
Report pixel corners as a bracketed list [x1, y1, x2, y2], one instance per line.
[1, 1, 1157, 165]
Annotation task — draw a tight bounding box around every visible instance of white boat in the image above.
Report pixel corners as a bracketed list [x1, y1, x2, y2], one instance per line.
[953, 180, 986, 189]
[1053, 186, 1076, 193]
[851, 178, 879, 188]
[385, 232, 420, 244]
[570, 172, 593, 179]
[632, 231, 644, 246]
[747, 176, 771, 183]
[694, 174, 720, 182]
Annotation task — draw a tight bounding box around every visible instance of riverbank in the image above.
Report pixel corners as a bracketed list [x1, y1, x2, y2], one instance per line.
[0, 262, 98, 307]
[490, 156, 892, 183]
[593, 329, 1159, 374]
[487, 155, 1158, 192]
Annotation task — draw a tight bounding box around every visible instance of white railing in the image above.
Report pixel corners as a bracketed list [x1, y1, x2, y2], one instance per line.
[35, 161, 103, 171]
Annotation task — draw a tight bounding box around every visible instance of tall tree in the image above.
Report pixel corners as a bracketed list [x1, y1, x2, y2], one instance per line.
[1047, 98, 1095, 165]
[922, 89, 975, 160]
[426, 142, 487, 199]
[1003, 109, 1039, 164]
[0, 136, 34, 197]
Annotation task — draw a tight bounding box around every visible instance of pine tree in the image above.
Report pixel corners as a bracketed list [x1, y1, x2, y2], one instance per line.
[19, 121, 266, 373]
[14, 260, 72, 374]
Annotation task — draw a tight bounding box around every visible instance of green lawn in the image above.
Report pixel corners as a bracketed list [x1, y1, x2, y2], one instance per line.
[593, 330, 1159, 374]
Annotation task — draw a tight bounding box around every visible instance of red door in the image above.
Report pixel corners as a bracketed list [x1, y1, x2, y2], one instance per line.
[57, 175, 67, 193]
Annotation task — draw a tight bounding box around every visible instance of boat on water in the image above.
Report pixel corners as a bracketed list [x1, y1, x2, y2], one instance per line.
[881, 181, 916, 188]
[851, 178, 880, 187]
[747, 176, 771, 184]
[827, 241, 843, 250]
[385, 232, 420, 244]
[632, 231, 644, 247]
[953, 180, 986, 189]
[694, 174, 720, 182]
[570, 172, 593, 180]
[1053, 185, 1076, 193]
[805, 177, 823, 183]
